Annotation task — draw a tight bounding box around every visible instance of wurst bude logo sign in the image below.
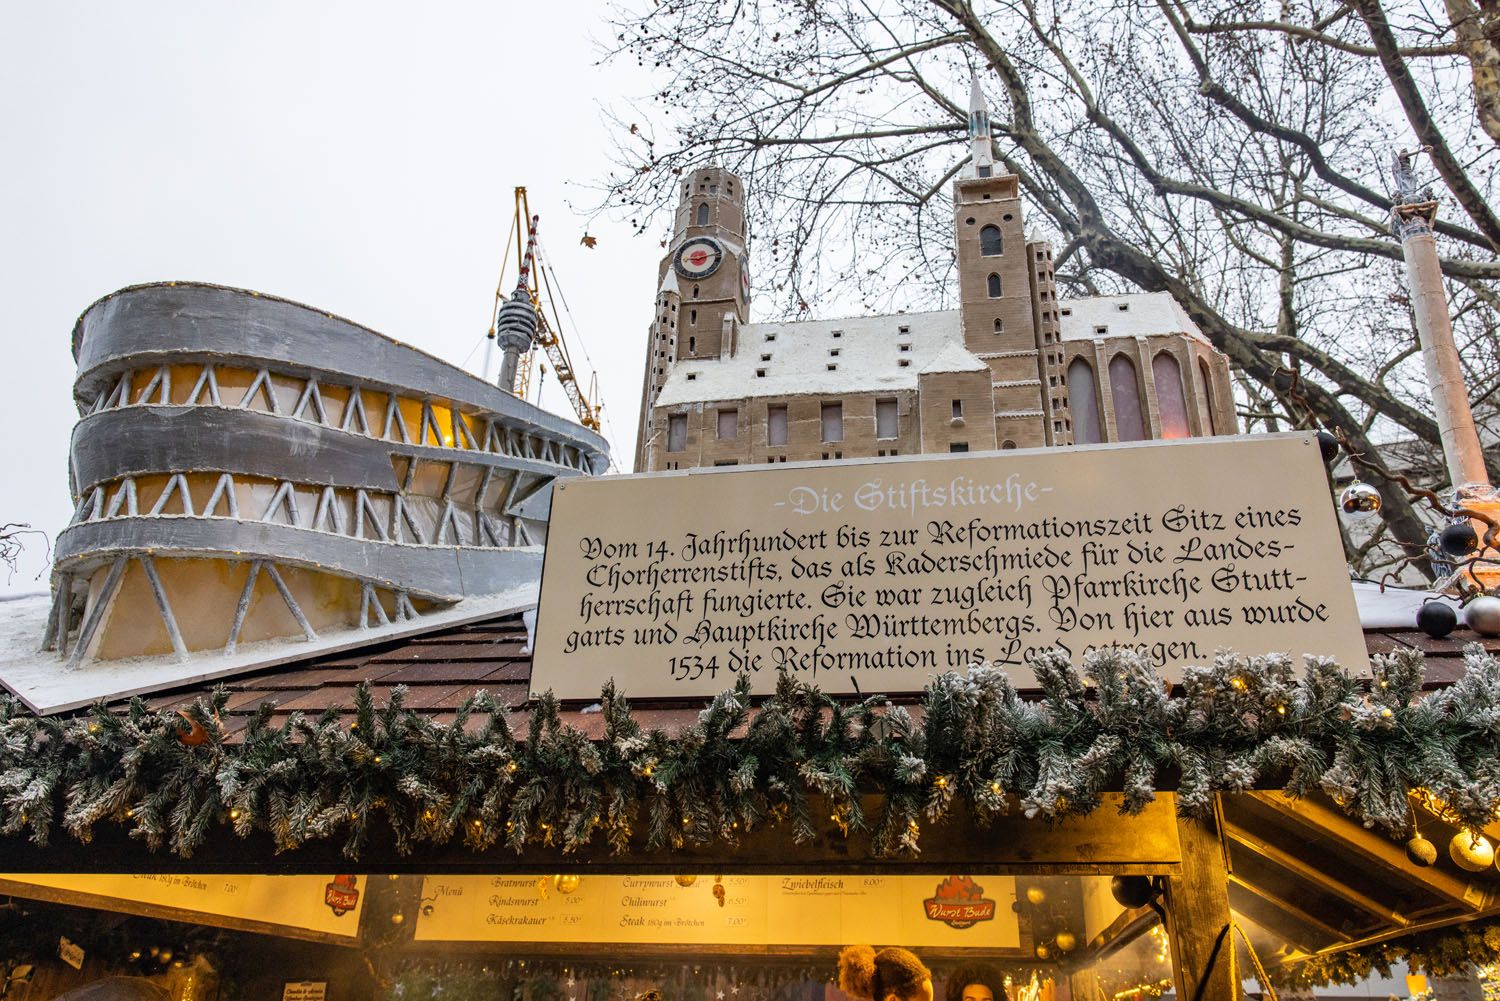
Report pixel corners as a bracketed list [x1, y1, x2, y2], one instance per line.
[922, 876, 997, 929]
[533, 434, 1368, 699]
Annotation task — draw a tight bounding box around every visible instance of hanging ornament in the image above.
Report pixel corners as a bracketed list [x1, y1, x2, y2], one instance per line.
[1034, 944, 1050, 961]
[1404, 834, 1438, 867]
[1465, 596, 1500, 637]
[1110, 875, 1155, 909]
[674, 875, 697, 887]
[1449, 830, 1495, 872]
[1340, 482, 1382, 520]
[1439, 522, 1479, 557]
[1025, 886, 1046, 905]
[389, 912, 405, 925]
[1316, 430, 1339, 464]
[713, 876, 726, 908]
[1054, 931, 1077, 953]
[1416, 602, 1458, 639]
[554, 874, 581, 895]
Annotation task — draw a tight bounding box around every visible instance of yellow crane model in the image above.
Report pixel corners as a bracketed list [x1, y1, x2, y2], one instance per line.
[486, 186, 603, 433]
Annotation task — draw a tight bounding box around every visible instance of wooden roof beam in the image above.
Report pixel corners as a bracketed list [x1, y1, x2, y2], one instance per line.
[1228, 873, 1352, 943]
[1224, 824, 1410, 927]
[1247, 793, 1490, 911]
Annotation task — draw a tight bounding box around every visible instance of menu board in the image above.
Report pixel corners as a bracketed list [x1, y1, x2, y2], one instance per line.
[414, 874, 1019, 947]
[533, 434, 1368, 699]
[0, 873, 366, 941]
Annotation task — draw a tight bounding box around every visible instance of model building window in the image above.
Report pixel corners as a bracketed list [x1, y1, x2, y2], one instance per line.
[688, 336, 697, 354]
[1109, 353, 1148, 442]
[1152, 351, 1190, 440]
[689, 310, 698, 325]
[1068, 357, 1102, 444]
[980, 224, 1003, 256]
[718, 409, 739, 439]
[987, 273, 1002, 298]
[667, 414, 687, 452]
[949, 442, 969, 452]
[1197, 358, 1218, 435]
[696, 203, 709, 225]
[692, 285, 700, 299]
[994, 317, 1003, 333]
[768, 405, 788, 446]
[876, 398, 897, 439]
[821, 402, 843, 442]
[951, 399, 964, 419]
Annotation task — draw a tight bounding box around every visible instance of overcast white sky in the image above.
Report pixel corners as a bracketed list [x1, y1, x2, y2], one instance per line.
[0, 2, 665, 594]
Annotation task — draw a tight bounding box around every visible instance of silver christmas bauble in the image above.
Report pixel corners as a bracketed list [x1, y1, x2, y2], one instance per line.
[1340, 482, 1382, 520]
[1465, 596, 1500, 637]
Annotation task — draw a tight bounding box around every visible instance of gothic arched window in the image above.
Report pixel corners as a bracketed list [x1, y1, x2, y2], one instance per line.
[1067, 358, 1102, 444]
[696, 203, 709, 226]
[980, 225, 1003, 256]
[987, 273, 1002, 298]
[1109, 354, 1147, 442]
[1152, 351, 1190, 439]
[1197, 358, 1218, 435]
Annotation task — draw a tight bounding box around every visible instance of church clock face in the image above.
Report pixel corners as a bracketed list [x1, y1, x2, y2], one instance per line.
[673, 237, 724, 279]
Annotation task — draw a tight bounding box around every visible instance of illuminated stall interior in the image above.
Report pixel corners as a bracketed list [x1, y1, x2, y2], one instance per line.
[2, 842, 1495, 1001]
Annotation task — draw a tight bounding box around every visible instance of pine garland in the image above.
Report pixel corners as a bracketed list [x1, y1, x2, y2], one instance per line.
[1276, 916, 1500, 987]
[0, 644, 1498, 860]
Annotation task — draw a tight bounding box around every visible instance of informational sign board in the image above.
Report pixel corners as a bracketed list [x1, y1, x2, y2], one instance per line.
[533, 434, 1368, 699]
[58, 937, 84, 971]
[0, 874, 365, 943]
[283, 983, 328, 1001]
[413, 874, 1019, 948]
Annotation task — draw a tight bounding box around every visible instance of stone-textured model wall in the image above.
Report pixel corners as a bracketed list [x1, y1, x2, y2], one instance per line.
[46, 282, 609, 664]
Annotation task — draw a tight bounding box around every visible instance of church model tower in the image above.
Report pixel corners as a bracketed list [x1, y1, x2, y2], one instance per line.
[634, 81, 1236, 472]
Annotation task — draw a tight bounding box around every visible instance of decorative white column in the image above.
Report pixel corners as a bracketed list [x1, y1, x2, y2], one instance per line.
[1391, 150, 1490, 492]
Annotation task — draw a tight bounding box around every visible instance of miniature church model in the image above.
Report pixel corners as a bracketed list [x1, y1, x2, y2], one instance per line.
[634, 80, 1237, 472]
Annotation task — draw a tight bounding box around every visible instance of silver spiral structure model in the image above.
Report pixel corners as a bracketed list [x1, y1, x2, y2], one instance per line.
[45, 282, 609, 665]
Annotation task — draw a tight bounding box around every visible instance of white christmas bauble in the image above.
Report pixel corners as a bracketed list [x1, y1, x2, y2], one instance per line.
[1464, 595, 1500, 637]
[1340, 483, 1382, 520]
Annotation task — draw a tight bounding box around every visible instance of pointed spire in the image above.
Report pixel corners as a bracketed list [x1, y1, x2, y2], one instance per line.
[968, 71, 995, 178]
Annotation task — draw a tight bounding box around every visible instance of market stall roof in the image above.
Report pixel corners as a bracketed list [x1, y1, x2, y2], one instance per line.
[115, 604, 1498, 736]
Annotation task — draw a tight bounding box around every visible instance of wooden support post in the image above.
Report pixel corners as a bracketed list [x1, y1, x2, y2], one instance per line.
[1164, 800, 1235, 1001]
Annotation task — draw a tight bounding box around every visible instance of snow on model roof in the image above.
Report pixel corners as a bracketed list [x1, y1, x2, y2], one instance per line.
[653, 291, 1211, 408]
[655, 310, 968, 406]
[1056, 291, 1211, 345]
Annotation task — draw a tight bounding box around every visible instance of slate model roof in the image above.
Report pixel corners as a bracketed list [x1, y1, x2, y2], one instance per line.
[1055, 291, 1212, 346]
[655, 292, 1210, 407]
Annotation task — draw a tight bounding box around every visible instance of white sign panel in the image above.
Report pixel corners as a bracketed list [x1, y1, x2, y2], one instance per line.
[414, 875, 1020, 947]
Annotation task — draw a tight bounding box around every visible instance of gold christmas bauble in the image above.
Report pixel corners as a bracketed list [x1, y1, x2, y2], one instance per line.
[674, 875, 698, 887]
[389, 912, 405, 925]
[1449, 831, 1495, 872]
[1054, 931, 1077, 953]
[1034, 944, 1050, 960]
[1025, 886, 1047, 905]
[554, 874, 582, 894]
[1404, 835, 1438, 867]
